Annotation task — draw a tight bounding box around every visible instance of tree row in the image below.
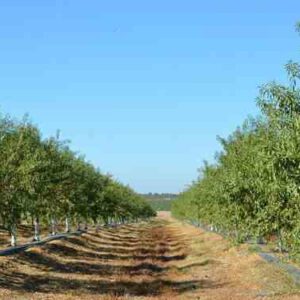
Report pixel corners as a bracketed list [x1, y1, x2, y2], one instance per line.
[0, 114, 155, 246]
[172, 24, 300, 257]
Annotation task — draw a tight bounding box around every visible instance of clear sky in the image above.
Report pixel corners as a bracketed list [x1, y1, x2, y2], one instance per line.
[0, 1, 299, 193]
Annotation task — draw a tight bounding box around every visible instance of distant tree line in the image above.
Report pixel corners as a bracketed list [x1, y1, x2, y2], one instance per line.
[141, 193, 177, 200]
[0, 114, 155, 246]
[141, 193, 177, 211]
[172, 23, 300, 257]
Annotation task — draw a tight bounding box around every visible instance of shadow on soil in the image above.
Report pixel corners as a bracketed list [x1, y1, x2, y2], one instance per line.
[0, 270, 224, 296]
[0, 220, 220, 297]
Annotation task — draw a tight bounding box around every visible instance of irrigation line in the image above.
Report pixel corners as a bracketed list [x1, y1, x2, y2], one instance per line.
[0, 230, 85, 256]
[0, 221, 141, 256]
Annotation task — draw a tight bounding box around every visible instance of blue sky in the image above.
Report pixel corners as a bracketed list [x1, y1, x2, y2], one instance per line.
[0, 1, 299, 193]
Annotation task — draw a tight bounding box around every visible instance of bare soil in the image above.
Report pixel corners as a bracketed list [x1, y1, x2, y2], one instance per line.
[0, 212, 299, 299]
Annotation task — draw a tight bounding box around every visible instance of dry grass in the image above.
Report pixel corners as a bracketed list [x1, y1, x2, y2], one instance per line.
[0, 214, 299, 299]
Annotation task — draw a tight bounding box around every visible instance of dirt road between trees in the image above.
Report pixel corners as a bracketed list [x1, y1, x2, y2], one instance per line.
[0, 212, 299, 299]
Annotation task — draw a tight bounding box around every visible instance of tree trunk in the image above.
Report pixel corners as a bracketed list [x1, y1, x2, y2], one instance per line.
[65, 217, 70, 233]
[51, 218, 56, 236]
[10, 224, 17, 247]
[33, 217, 40, 241]
[278, 228, 284, 253]
[93, 219, 99, 232]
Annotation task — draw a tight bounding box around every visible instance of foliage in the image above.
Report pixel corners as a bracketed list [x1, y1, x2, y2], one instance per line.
[0, 115, 156, 245]
[172, 24, 300, 254]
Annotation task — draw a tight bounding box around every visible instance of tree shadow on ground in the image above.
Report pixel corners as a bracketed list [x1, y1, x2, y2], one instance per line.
[44, 242, 187, 261]
[0, 270, 225, 296]
[0, 219, 208, 297]
[176, 259, 217, 271]
[16, 250, 168, 276]
[67, 236, 184, 256]
[88, 233, 149, 244]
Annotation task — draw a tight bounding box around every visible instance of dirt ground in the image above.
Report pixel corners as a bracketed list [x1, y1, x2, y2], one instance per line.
[0, 212, 300, 299]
